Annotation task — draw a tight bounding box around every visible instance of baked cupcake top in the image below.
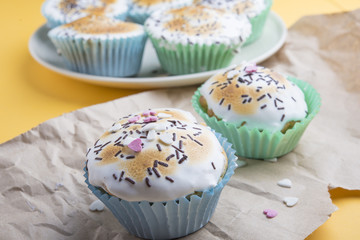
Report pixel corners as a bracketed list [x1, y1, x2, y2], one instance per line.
[144, 5, 252, 45]
[195, 0, 267, 18]
[48, 15, 144, 38]
[42, 0, 128, 26]
[86, 108, 228, 202]
[199, 63, 308, 132]
[128, 0, 192, 14]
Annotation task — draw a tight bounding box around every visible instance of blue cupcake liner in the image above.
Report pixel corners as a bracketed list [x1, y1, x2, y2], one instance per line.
[128, 11, 150, 25]
[48, 32, 147, 77]
[84, 132, 238, 239]
[41, 0, 128, 29]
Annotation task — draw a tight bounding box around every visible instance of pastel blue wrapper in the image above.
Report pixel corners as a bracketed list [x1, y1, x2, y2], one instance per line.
[128, 11, 150, 25]
[84, 132, 238, 239]
[48, 32, 147, 77]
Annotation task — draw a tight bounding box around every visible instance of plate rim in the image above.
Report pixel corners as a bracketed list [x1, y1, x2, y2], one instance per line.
[28, 11, 287, 89]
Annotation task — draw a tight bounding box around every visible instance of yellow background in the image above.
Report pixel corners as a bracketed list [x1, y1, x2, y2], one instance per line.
[0, 0, 359, 239]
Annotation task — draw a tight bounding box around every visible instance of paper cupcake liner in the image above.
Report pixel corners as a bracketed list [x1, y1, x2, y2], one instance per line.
[128, 11, 150, 25]
[192, 76, 321, 159]
[148, 35, 241, 75]
[243, 0, 273, 46]
[84, 132, 238, 239]
[48, 33, 147, 77]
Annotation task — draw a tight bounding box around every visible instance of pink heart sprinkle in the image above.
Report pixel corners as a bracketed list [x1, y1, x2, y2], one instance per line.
[149, 116, 158, 121]
[245, 64, 257, 73]
[263, 209, 278, 218]
[150, 110, 156, 116]
[144, 116, 157, 122]
[128, 138, 142, 152]
[128, 115, 140, 123]
[142, 110, 151, 117]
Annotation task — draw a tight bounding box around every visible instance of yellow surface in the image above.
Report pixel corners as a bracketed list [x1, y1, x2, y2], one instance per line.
[0, 0, 359, 239]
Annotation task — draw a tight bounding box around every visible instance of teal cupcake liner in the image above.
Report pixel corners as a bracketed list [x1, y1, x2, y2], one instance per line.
[128, 11, 150, 25]
[192, 76, 321, 159]
[48, 32, 147, 77]
[84, 132, 238, 239]
[148, 35, 241, 75]
[243, 0, 273, 46]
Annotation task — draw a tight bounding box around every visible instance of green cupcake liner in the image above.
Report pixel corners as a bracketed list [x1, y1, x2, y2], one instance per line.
[243, 0, 273, 46]
[192, 76, 321, 159]
[148, 35, 241, 75]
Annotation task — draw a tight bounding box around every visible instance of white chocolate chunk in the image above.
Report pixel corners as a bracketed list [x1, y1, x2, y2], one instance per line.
[142, 123, 158, 132]
[89, 200, 105, 212]
[283, 197, 299, 207]
[277, 178, 292, 188]
[156, 123, 167, 131]
[147, 130, 157, 141]
[159, 133, 174, 145]
[157, 113, 172, 118]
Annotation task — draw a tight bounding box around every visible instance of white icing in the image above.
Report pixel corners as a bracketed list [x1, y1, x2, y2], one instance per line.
[200, 63, 308, 132]
[42, 0, 128, 26]
[48, 15, 145, 40]
[87, 108, 227, 202]
[144, 5, 252, 46]
[128, 0, 192, 17]
[197, 0, 267, 18]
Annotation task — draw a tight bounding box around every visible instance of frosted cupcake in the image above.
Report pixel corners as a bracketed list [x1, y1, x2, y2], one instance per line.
[85, 108, 237, 239]
[127, 0, 193, 24]
[48, 15, 147, 77]
[195, 0, 273, 46]
[144, 5, 252, 75]
[192, 63, 321, 159]
[41, 0, 129, 28]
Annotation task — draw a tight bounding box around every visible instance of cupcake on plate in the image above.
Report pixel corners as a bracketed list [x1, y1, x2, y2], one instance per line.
[195, 0, 272, 46]
[192, 62, 321, 159]
[127, 0, 193, 24]
[42, 0, 129, 28]
[85, 108, 237, 239]
[48, 15, 147, 77]
[144, 5, 252, 75]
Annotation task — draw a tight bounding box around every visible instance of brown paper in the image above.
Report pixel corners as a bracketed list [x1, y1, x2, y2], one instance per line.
[1, 9, 360, 239]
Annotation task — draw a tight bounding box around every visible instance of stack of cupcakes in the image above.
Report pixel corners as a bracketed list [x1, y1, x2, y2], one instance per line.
[85, 108, 238, 239]
[43, 0, 266, 77]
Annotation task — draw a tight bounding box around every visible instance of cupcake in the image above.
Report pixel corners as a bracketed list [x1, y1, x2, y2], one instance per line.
[144, 5, 252, 75]
[48, 15, 147, 77]
[85, 108, 237, 239]
[127, 0, 193, 24]
[192, 63, 321, 159]
[195, 0, 273, 46]
[41, 0, 129, 28]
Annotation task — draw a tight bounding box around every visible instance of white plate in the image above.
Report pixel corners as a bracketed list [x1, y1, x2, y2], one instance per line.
[29, 11, 287, 89]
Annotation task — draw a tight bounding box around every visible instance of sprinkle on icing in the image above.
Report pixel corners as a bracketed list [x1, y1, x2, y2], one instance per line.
[43, 0, 128, 27]
[87, 108, 227, 202]
[144, 5, 251, 46]
[200, 63, 308, 132]
[61, 15, 141, 34]
[195, 0, 266, 18]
